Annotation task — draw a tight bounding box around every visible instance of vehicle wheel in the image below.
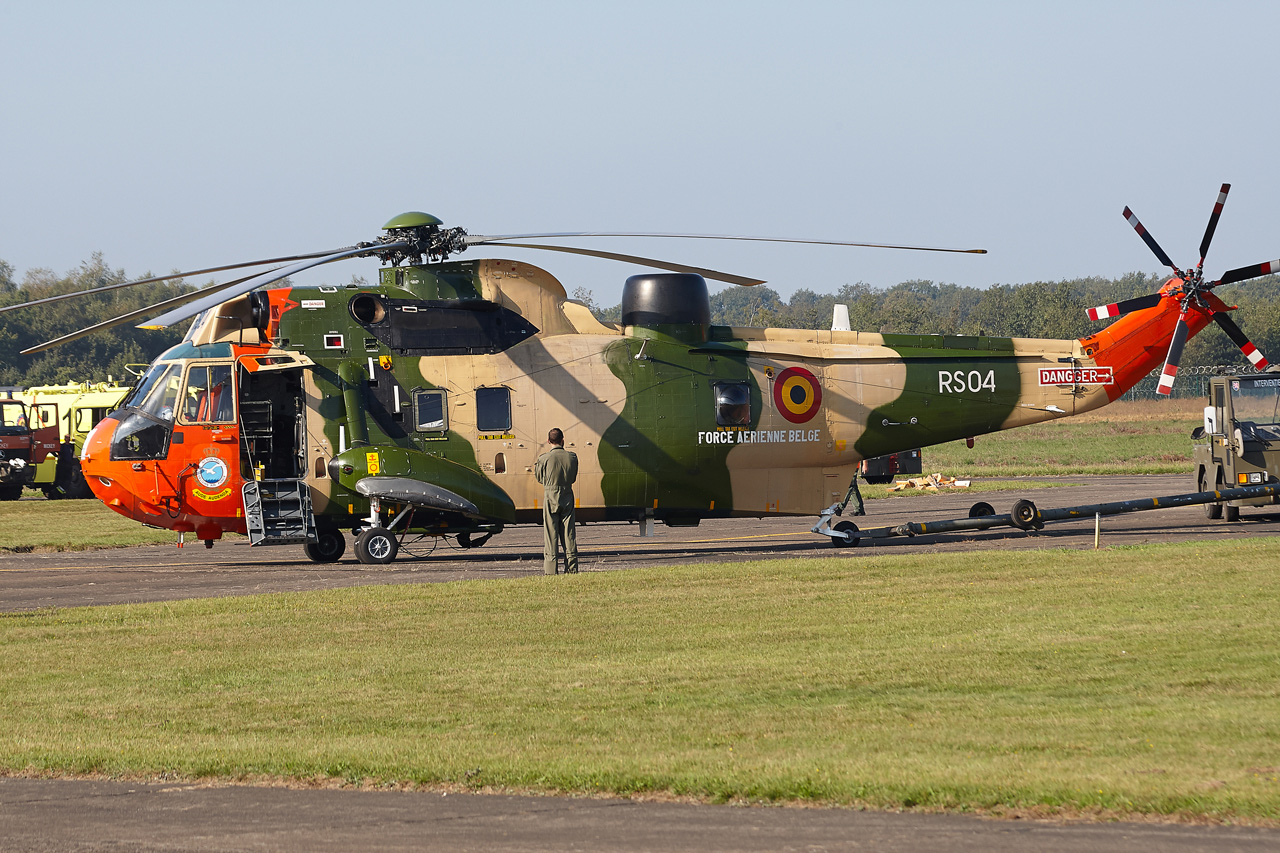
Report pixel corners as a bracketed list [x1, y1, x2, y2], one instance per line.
[1224, 503, 1240, 522]
[1010, 499, 1039, 530]
[305, 529, 346, 563]
[863, 475, 893, 485]
[0, 484, 23, 501]
[355, 527, 399, 564]
[968, 501, 995, 518]
[1201, 470, 1222, 519]
[58, 461, 94, 499]
[830, 520, 859, 548]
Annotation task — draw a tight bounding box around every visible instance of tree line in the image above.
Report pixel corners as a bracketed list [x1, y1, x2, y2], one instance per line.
[0, 256, 191, 387]
[5, 256, 1279, 394]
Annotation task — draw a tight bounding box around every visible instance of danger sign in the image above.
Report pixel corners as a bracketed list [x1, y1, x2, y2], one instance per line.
[1038, 367, 1114, 386]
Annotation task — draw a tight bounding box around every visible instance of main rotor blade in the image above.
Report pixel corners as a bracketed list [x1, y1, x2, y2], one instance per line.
[480, 242, 766, 286]
[137, 243, 404, 330]
[1085, 293, 1162, 321]
[467, 232, 988, 255]
[1213, 311, 1271, 370]
[1122, 207, 1178, 272]
[1199, 183, 1230, 265]
[20, 272, 266, 356]
[1218, 257, 1280, 285]
[1156, 309, 1191, 396]
[0, 249, 345, 316]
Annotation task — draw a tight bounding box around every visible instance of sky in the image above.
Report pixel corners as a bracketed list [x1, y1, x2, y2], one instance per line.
[3, 1, 1279, 310]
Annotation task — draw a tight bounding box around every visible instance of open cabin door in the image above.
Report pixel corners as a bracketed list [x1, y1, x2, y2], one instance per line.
[235, 352, 315, 481]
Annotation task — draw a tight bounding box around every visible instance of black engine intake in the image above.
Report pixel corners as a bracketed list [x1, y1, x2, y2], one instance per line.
[620, 274, 710, 331]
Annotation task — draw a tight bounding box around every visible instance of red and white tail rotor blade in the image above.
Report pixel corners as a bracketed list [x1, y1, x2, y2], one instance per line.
[1156, 309, 1192, 396]
[1123, 206, 1179, 272]
[1085, 293, 1163, 322]
[1198, 183, 1230, 266]
[1212, 312, 1271, 371]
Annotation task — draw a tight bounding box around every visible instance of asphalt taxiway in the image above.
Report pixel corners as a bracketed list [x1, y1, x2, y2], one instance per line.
[3, 475, 1278, 613]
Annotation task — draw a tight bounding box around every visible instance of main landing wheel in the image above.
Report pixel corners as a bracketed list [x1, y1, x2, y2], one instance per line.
[355, 527, 399, 565]
[830, 520, 859, 548]
[305, 529, 346, 563]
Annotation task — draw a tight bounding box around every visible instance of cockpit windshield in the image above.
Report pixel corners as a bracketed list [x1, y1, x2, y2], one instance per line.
[108, 363, 183, 461]
[133, 365, 183, 421]
[119, 362, 175, 413]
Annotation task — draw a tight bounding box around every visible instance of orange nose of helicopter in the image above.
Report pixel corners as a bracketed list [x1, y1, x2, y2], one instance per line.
[80, 412, 242, 545]
[79, 417, 169, 522]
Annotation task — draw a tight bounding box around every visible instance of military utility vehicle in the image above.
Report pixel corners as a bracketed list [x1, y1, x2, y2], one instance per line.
[1193, 373, 1280, 520]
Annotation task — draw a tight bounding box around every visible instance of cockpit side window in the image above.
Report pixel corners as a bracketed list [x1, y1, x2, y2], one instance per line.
[182, 364, 235, 423]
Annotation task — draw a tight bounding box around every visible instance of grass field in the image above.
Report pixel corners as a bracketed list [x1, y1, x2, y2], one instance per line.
[3, 539, 1279, 821]
[924, 398, 1205, 477]
[0, 498, 175, 552]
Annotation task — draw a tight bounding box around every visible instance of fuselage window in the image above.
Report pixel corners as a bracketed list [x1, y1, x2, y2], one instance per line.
[182, 364, 235, 423]
[414, 389, 448, 432]
[476, 387, 511, 432]
[714, 382, 751, 426]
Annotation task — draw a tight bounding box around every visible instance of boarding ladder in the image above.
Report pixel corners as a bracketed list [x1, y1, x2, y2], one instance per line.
[242, 479, 316, 546]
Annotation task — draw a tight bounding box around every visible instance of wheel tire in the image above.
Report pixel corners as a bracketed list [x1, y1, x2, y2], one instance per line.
[1011, 499, 1039, 530]
[830, 520, 859, 548]
[1201, 470, 1222, 519]
[968, 501, 995, 518]
[58, 460, 94, 500]
[0, 484, 23, 501]
[863, 475, 893, 485]
[305, 529, 346, 563]
[355, 527, 399, 564]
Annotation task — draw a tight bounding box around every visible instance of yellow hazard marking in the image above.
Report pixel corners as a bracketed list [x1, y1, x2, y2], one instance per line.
[477, 434, 514, 440]
[366, 451, 379, 475]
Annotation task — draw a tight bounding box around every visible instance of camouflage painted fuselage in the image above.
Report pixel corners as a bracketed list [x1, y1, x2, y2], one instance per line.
[81, 257, 1202, 541]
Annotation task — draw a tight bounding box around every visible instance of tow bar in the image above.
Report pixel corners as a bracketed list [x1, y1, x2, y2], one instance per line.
[814, 483, 1280, 546]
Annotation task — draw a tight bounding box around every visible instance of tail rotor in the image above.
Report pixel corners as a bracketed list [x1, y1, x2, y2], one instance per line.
[1086, 183, 1274, 395]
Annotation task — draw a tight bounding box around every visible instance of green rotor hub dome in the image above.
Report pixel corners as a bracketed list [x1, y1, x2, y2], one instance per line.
[382, 212, 443, 230]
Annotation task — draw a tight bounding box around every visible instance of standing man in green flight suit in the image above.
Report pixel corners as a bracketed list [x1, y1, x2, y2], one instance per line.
[534, 427, 578, 575]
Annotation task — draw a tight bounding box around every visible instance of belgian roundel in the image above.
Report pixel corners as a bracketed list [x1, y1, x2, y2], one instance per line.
[773, 366, 822, 424]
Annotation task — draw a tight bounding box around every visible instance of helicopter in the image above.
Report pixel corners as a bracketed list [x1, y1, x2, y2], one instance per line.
[2, 184, 1273, 564]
